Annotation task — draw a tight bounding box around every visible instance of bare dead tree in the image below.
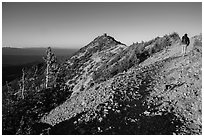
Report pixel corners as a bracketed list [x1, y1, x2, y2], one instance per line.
[30, 66, 39, 90]
[14, 68, 26, 99]
[21, 68, 25, 99]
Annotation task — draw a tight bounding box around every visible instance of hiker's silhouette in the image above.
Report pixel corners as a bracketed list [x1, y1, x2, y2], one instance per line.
[181, 33, 190, 56]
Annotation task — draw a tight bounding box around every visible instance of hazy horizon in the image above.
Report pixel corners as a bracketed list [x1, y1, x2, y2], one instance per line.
[2, 45, 80, 49]
[2, 2, 202, 48]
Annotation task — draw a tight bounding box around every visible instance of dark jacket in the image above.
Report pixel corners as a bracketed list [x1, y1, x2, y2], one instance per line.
[182, 35, 190, 46]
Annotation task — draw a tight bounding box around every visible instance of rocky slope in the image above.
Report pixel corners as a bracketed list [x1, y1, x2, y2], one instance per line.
[63, 33, 126, 97]
[39, 33, 201, 135]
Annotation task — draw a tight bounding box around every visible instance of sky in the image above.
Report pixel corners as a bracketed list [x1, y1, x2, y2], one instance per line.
[2, 2, 202, 48]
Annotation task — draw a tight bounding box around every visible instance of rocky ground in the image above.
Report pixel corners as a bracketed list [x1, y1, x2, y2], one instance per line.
[39, 34, 202, 135]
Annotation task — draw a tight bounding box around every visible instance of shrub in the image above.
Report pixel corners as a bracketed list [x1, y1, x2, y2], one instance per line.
[90, 82, 94, 87]
[80, 85, 85, 91]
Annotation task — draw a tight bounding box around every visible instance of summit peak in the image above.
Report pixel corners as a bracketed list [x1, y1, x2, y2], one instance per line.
[93, 33, 126, 46]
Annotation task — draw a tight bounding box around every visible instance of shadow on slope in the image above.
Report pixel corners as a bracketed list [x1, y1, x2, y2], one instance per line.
[46, 56, 184, 135]
[47, 110, 182, 135]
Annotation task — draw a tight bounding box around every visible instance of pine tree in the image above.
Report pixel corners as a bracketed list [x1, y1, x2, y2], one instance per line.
[43, 47, 58, 88]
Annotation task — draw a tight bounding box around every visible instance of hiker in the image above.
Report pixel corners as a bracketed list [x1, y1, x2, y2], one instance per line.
[181, 33, 190, 56]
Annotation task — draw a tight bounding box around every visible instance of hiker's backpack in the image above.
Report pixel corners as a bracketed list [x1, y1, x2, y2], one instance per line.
[182, 36, 190, 45]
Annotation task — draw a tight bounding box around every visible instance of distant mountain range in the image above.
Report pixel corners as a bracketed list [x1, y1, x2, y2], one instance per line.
[2, 47, 78, 56]
[2, 47, 78, 66]
[2, 47, 78, 85]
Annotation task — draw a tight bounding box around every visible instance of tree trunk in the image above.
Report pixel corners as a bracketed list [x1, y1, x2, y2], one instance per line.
[21, 69, 25, 99]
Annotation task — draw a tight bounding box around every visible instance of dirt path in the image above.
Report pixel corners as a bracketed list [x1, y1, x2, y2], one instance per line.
[139, 38, 195, 67]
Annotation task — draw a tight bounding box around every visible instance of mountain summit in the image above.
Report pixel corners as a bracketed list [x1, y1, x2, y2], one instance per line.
[62, 34, 127, 96]
[73, 33, 126, 57]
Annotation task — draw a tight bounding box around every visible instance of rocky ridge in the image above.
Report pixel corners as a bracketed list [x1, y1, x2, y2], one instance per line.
[39, 33, 201, 134]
